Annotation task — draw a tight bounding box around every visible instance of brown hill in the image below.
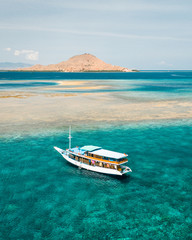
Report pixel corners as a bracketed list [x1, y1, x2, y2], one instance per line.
[17, 53, 133, 72]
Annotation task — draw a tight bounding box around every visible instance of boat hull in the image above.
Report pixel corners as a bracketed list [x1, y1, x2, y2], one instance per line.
[54, 146, 129, 176]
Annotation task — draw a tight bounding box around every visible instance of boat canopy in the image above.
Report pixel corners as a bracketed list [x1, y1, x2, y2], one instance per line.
[91, 149, 127, 160]
[81, 145, 101, 152]
[70, 147, 85, 155]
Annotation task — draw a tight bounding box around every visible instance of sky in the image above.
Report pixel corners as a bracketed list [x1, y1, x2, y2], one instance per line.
[0, 0, 192, 70]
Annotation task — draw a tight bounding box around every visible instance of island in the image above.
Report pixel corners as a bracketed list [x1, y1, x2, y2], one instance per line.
[17, 53, 135, 72]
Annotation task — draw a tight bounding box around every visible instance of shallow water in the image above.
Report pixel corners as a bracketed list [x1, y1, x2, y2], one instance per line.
[1, 71, 192, 239]
[1, 71, 192, 100]
[1, 121, 192, 239]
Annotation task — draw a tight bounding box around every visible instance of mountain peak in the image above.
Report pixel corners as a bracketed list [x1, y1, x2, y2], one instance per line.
[67, 53, 98, 62]
[17, 53, 133, 72]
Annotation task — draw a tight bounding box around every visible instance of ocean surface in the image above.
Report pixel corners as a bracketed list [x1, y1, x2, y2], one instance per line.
[0, 71, 192, 239]
[1, 71, 192, 97]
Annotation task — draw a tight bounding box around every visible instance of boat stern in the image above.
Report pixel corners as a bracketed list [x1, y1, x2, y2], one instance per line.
[121, 165, 132, 175]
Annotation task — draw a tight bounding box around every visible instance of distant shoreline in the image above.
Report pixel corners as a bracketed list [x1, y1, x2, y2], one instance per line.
[2, 70, 192, 72]
[2, 69, 139, 73]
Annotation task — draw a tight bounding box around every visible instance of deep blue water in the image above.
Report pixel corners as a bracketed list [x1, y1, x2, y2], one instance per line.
[0, 122, 192, 239]
[1, 71, 192, 80]
[0, 81, 57, 89]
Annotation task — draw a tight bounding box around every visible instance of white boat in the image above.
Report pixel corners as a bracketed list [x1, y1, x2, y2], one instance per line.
[54, 127, 132, 176]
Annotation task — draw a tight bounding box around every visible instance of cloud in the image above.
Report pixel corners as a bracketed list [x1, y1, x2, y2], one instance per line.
[159, 61, 173, 67]
[14, 49, 39, 60]
[14, 50, 20, 56]
[26, 51, 39, 60]
[4, 47, 11, 51]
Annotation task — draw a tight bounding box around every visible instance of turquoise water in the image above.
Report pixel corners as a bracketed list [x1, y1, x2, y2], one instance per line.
[1, 121, 192, 239]
[0, 81, 57, 89]
[1, 71, 192, 98]
[1, 71, 192, 239]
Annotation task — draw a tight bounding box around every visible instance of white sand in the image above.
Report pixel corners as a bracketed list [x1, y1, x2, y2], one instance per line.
[1, 90, 192, 134]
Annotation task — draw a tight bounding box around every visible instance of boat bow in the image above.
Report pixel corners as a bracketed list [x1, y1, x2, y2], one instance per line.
[54, 146, 66, 155]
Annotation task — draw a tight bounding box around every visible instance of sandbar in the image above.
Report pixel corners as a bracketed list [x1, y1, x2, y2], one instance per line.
[1, 89, 192, 135]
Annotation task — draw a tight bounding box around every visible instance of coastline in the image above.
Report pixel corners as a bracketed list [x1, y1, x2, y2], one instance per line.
[10, 70, 138, 72]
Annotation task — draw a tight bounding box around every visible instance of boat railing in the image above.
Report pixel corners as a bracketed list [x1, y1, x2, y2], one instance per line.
[67, 151, 131, 172]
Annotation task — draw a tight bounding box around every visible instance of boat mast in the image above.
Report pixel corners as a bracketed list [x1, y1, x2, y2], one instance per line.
[68, 126, 72, 149]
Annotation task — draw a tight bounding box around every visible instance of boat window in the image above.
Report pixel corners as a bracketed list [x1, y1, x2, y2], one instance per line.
[93, 154, 102, 159]
[118, 158, 127, 162]
[108, 158, 115, 161]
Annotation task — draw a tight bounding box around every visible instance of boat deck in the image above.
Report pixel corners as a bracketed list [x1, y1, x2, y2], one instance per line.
[69, 147, 128, 165]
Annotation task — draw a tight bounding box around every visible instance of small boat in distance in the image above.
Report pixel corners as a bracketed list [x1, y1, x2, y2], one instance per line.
[54, 127, 132, 176]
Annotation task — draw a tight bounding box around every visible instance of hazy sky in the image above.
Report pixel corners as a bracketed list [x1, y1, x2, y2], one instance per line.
[1, 0, 192, 69]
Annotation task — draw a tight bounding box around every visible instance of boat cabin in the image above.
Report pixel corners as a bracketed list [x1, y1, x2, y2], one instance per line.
[68, 145, 128, 171]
